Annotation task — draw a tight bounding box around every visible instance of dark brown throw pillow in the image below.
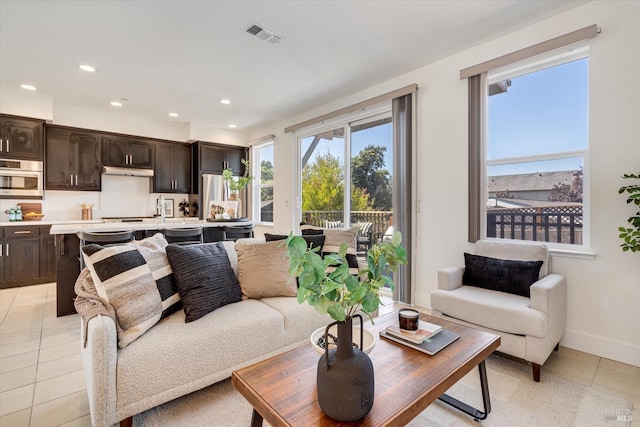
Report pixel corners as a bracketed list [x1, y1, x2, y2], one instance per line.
[166, 242, 242, 322]
[462, 253, 543, 298]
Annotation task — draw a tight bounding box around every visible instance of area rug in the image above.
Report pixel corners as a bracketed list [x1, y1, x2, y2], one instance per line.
[134, 354, 632, 427]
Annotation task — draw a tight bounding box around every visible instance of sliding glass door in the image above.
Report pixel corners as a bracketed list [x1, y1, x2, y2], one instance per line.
[298, 113, 393, 250]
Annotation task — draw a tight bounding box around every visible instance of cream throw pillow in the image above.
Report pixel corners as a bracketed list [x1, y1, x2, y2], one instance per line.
[236, 240, 297, 299]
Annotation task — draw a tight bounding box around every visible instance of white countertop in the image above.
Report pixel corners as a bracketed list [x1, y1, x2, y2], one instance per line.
[49, 219, 253, 234]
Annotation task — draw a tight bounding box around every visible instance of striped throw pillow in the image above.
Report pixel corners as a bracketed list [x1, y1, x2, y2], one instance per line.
[81, 233, 180, 348]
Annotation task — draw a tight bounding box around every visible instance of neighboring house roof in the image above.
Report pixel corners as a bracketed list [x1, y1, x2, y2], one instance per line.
[488, 171, 578, 193]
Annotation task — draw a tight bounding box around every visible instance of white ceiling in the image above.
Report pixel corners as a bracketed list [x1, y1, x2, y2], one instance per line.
[0, 0, 589, 133]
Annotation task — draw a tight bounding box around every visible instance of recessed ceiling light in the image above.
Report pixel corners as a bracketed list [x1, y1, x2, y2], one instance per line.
[228, 124, 237, 128]
[78, 64, 96, 72]
[20, 84, 37, 91]
[220, 99, 231, 105]
[110, 101, 123, 107]
[168, 112, 179, 118]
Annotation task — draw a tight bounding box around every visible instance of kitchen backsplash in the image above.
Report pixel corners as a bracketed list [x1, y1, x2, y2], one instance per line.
[0, 175, 188, 221]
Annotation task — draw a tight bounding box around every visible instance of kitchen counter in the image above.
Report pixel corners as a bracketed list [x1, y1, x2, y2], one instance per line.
[49, 219, 252, 234]
[0, 219, 104, 227]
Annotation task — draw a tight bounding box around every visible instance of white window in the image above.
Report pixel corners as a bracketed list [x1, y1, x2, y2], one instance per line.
[483, 52, 589, 249]
[253, 141, 274, 224]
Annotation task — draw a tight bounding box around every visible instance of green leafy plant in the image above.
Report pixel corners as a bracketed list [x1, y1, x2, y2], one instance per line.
[285, 231, 407, 322]
[618, 173, 640, 252]
[223, 159, 252, 193]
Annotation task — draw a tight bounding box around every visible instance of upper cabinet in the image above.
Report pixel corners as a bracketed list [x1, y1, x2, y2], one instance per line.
[45, 126, 101, 191]
[154, 142, 191, 193]
[196, 142, 247, 175]
[0, 114, 44, 161]
[191, 142, 247, 194]
[103, 136, 154, 169]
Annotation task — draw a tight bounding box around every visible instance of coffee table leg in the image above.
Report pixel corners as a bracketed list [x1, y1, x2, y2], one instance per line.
[250, 409, 263, 427]
[438, 360, 491, 420]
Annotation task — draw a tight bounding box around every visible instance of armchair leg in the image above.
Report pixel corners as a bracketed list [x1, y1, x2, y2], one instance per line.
[554, 343, 560, 351]
[532, 363, 541, 382]
[120, 416, 133, 427]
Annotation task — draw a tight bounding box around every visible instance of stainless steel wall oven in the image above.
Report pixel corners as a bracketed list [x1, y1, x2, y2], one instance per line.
[0, 158, 44, 198]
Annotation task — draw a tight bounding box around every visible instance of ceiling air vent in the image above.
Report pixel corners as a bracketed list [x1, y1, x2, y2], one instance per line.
[246, 23, 282, 45]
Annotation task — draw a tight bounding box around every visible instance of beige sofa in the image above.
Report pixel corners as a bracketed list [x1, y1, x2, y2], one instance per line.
[80, 241, 331, 427]
[430, 239, 566, 382]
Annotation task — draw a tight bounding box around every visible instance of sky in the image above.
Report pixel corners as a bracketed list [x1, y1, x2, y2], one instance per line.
[301, 121, 393, 175]
[487, 57, 588, 176]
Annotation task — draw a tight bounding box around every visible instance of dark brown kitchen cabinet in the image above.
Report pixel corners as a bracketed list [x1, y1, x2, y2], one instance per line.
[0, 226, 41, 288]
[0, 114, 44, 160]
[103, 136, 154, 169]
[197, 143, 246, 175]
[40, 232, 56, 282]
[154, 142, 191, 193]
[55, 233, 80, 316]
[45, 126, 102, 191]
[191, 142, 248, 195]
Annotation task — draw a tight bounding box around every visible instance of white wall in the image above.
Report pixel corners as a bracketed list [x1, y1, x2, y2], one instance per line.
[249, 1, 640, 366]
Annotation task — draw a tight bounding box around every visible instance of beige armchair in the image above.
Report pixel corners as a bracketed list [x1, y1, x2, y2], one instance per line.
[430, 239, 566, 382]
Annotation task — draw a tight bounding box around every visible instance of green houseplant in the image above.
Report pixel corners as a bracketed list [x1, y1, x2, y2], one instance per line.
[285, 230, 407, 322]
[285, 230, 406, 421]
[222, 159, 252, 193]
[618, 173, 640, 252]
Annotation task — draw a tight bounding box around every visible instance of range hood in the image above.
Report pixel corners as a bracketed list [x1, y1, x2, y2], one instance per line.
[102, 166, 154, 177]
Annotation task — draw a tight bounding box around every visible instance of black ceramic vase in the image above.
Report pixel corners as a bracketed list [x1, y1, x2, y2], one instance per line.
[316, 314, 375, 422]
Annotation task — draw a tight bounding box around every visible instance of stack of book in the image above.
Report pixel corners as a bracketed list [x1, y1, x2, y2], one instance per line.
[380, 319, 460, 356]
[384, 320, 443, 345]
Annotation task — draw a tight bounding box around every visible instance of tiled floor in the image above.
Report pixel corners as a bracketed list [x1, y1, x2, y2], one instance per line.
[1, 283, 638, 426]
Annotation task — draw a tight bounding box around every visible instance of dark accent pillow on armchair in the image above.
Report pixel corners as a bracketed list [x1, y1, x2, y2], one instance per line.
[462, 253, 543, 298]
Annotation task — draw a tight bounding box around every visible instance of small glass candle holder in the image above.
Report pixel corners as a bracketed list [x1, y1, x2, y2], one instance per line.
[398, 308, 419, 330]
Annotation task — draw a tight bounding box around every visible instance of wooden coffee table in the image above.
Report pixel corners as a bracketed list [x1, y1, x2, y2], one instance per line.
[232, 311, 500, 426]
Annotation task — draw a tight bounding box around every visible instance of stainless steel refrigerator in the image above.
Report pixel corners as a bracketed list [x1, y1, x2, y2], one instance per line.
[199, 174, 246, 219]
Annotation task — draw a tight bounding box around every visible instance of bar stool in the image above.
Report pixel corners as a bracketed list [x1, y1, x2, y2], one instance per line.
[77, 230, 136, 270]
[222, 224, 255, 242]
[161, 227, 204, 245]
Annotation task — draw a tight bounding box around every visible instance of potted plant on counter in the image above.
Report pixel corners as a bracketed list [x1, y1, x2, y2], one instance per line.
[285, 231, 407, 422]
[222, 159, 252, 217]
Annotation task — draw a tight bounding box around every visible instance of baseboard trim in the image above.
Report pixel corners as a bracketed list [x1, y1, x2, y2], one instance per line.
[561, 329, 640, 367]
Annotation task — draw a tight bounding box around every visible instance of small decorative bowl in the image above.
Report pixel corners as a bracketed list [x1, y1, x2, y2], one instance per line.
[22, 213, 45, 221]
[310, 324, 376, 355]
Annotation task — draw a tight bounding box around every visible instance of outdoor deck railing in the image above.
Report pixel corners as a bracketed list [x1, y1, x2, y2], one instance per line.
[302, 205, 583, 247]
[301, 210, 392, 244]
[487, 205, 583, 245]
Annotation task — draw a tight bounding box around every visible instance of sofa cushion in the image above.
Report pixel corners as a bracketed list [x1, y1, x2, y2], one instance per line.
[235, 240, 297, 299]
[116, 299, 286, 409]
[430, 286, 547, 337]
[260, 297, 332, 346]
[81, 233, 180, 348]
[463, 253, 543, 298]
[166, 242, 242, 322]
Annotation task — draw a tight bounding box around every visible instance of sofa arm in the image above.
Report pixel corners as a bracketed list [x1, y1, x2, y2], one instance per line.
[80, 314, 119, 427]
[437, 267, 465, 291]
